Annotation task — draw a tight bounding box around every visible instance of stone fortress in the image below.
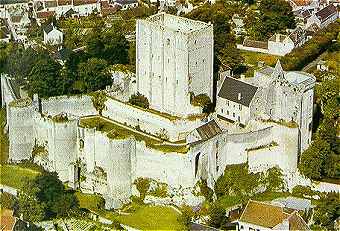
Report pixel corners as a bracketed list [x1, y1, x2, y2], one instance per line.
[1, 12, 316, 208]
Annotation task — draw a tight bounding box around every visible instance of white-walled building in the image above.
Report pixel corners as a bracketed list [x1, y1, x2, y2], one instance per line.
[306, 4, 338, 28]
[43, 23, 63, 45]
[216, 61, 316, 153]
[114, 0, 138, 10]
[136, 13, 214, 117]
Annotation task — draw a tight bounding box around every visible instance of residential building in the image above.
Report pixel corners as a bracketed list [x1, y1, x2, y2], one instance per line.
[43, 23, 63, 45]
[236, 200, 310, 231]
[306, 4, 338, 28]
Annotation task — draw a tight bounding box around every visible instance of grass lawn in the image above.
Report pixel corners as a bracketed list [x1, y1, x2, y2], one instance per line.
[75, 192, 104, 211]
[241, 50, 278, 67]
[0, 164, 40, 189]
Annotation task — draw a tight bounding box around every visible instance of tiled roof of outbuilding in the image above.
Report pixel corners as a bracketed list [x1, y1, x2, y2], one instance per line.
[316, 4, 338, 22]
[196, 119, 222, 141]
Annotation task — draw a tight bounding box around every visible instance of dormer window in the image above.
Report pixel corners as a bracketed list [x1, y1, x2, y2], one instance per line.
[166, 38, 170, 45]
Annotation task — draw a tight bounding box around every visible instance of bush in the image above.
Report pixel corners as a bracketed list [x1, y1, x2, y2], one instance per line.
[149, 184, 168, 198]
[207, 203, 227, 228]
[129, 92, 149, 109]
[134, 177, 150, 200]
[0, 192, 16, 209]
[191, 94, 211, 107]
[178, 205, 195, 228]
[198, 179, 214, 202]
[291, 185, 315, 198]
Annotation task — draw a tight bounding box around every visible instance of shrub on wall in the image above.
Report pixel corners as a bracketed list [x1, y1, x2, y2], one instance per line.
[129, 92, 149, 109]
[134, 177, 151, 200]
[90, 91, 107, 116]
[190, 93, 211, 107]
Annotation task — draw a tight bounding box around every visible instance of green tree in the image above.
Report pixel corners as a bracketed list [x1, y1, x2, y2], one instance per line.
[248, 0, 296, 40]
[78, 58, 112, 93]
[313, 193, 340, 229]
[129, 92, 150, 109]
[52, 193, 79, 218]
[299, 138, 332, 180]
[0, 192, 16, 209]
[134, 177, 150, 200]
[27, 58, 63, 97]
[207, 203, 227, 228]
[18, 180, 45, 222]
[91, 91, 107, 116]
[178, 205, 195, 227]
[265, 166, 284, 192]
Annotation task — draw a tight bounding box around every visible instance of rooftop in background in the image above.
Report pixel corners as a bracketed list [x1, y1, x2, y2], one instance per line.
[143, 12, 211, 34]
[196, 119, 222, 141]
[316, 4, 338, 22]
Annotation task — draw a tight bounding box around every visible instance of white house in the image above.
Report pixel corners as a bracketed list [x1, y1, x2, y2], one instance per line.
[216, 76, 258, 127]
[306, 4, 338, 29]
[236, 200, 310, 231]
[43, 23, 63, 45]
[114, 0, 138, 10]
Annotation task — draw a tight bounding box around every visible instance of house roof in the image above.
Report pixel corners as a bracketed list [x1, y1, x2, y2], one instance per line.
[239, 200, 289, 228]
[272, 197, 312, 211]
[196, 119, 222, 141]
[243, 38, 268, 49]
[36, 11, 55, 18]
[57, 0, 72, 5]
[316, 4, 338, 22]
[218, 77, 258, 107]
[73, 0, 97, 6]
[0, 209, 16, 231]
[43, 23, 54, 33]
[268, 34, 287, 43]
[291, 0, 311, 6]
[64, 8, 77, 17]
[115, 0, 138, 5]
[288, 212, 310, 230]
[55, 47, 72, 61]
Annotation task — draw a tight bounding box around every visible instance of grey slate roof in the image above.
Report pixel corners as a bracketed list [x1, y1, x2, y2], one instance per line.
[218, 77, 258, 107]
[116, 0, 137, 5]
[196, 119, 222, 141]
[43, 23, 54, 33]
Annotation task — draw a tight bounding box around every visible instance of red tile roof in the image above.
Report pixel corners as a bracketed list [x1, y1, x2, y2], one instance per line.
[243, 38, 268, 49]
[73, 0, 97, 6]
[37, 11, 56, 18]
[0, 209, 16, 231]
[316, 4, 338, 22]
[57, 0, 72, 5]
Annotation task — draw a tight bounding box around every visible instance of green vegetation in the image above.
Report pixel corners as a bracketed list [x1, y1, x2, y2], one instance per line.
[80, 116, 188, 153]
[0, 108, 8, 163]
[0, 192, 16, 209]
[0, 165, 40, 188]
[245, 0, 296, 40]
[134, 177, 151, 200]
[128, 92, 149, 109]
[90, 91, 108, 116]
[17, 172, 80, 222]
[282, 21, 340, 71]
[75, 192, 105, 211]
[313, 192, 340, 230]
[117, 204, 185, 230]
[246, 141, 278, 152]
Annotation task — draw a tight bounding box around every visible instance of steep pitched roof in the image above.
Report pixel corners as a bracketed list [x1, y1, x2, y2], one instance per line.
[218, 77, 258, 107]
[239, 200, 289, 228]
[43, 23, 54, 33]
[288, 212, 310, 231]
[0, 209, 16, 231]
[196, 119, 222, 141]
[37, 11, 55, 18]
[315, 4, 338, 22]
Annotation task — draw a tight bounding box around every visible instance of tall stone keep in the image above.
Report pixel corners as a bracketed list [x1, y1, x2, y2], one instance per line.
[136, 13, 214, 117]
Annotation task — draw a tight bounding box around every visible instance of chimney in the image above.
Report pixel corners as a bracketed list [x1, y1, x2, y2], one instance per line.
[238, 93, 242, 100]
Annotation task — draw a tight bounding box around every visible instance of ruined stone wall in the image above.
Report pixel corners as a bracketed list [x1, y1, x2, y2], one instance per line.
[41, 95, 96, 117]
[8, 103, 35, 162]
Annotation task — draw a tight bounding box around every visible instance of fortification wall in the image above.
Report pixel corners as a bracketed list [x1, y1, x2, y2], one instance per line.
[79, 128, 133, 207]
[133, 142, 194, 188]
[33, 116, 78, 181]
[41, 95, 96, 117]
[103, 98, 202, 141]
[8, 104, 35, 162]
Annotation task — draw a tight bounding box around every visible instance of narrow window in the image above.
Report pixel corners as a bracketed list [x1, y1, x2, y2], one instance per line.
[233, 112, 235, 117]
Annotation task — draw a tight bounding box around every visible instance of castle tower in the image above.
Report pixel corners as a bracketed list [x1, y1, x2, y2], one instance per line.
[136, 13, 214, 117]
